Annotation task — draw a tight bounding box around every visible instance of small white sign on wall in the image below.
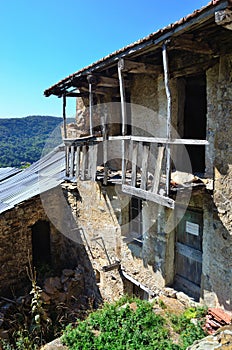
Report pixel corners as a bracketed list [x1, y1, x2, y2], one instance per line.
[186, 221, 199, 236]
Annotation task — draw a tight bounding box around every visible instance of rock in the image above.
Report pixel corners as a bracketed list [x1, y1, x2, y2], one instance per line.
[163, 287, 177, 298]
[171, 171, 195, 184]
[186, 326, 232, 349]
[44, 277, 62, 295]
[40, 337, 68, 350]
[176, 291, 197, 307]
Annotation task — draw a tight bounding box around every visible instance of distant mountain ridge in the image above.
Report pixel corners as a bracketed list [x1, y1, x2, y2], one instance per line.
[0, 116, 63, 168]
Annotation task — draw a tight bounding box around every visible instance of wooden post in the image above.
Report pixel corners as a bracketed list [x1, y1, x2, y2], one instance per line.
[70, 145, 75, 177]
[63, 94, 69, 177]
[101, 104, 109, 185]
[118, 58, 127, 183]
[89, 83, 93, 135]
[63, 94, 67, 139]
[162, 43, 171, 196]
[76, 146, 80, 180]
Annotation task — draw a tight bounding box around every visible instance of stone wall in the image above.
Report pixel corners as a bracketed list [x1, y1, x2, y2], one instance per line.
[0, 189, 100, 302]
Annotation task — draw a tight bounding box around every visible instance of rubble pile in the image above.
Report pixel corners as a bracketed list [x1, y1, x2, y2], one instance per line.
[0, 266, 88, 342]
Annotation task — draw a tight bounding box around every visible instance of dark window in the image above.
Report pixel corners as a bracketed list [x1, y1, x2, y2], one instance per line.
[184, 74, 207, 174]
[32, 220, 51, 268]
[130, 197, 142, 243]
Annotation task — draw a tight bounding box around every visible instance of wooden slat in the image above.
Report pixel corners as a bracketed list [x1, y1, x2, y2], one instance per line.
[70, 145, 75, 177]
[128, 136, 208, 145]
[131, 141, 138, 187]
[152, 145, 164, 193]
[140, 144, 149, 190]
[123, 59, 161, 74]
[75, 146, 80, 179]
[65, 145, 70, 177]
[81, 145, 87, 180]
[88, 144, 98, 181]
[176, 242, 202, 263]
[122, 185, 175, 209]
[91, 144, 98, 181]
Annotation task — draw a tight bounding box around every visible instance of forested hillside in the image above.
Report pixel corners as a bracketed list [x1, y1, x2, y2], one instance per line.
[0, 116, 63, 167]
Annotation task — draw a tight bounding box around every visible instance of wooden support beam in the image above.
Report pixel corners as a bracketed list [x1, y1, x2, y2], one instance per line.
[63, 94, 67, 139]
[170, 37, 213, 55]
[123, 59, 162, 74]
[122, 185, 175, 209]
[89, 83, 93, 135]
[118, 58, 127, 183]
[97, 75, 119, 88]
[140, 143, 150, 190]
[152, 145, 164, 193]
[101, 105, 109, 185]
[162, 43, 172, 197]
[66, 92, 89, 97]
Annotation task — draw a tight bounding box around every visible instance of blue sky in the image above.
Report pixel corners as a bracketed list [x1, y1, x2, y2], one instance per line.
[0, 0, 208, 119]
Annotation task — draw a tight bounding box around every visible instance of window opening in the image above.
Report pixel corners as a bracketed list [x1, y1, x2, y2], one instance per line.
[183, 74, 207, 174]
[32, 220, 51, 268]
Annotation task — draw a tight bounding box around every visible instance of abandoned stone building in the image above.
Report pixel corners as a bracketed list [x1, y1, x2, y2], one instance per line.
[0, 0, 231, 313]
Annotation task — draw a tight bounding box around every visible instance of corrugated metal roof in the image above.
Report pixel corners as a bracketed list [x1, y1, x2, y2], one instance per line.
[0, 167, 21, 182]
[44, 0, 229, 97]
[0, 146, 65, 214]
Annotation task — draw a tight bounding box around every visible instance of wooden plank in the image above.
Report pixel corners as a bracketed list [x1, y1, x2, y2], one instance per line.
[89, 83, 93, 135]
[162, 43, 171, 196]
[118, 58, 127, 183]
[70, 145, 75, 177]
[152, 145, 164, 193]
[140, 143, 149, 190]
[101, 105, 109, 185]
[63, 94, 67, 139]
[97, 75, 120, 88]
[122, 185, 175, 209]
[123, 59, 161, 74]
[81, 145, 87, 180]
[176, 242, 202, 263]
[75, 146, 80, 179]
[65, 145, 70, 177]
[66, 92, 89, 97]
[174, 275, 201, 299]
[131, 141, 138, 187]
[91, 144, 98, 181]
[129, 136, 209, 145]
[170, 37, 213, 55]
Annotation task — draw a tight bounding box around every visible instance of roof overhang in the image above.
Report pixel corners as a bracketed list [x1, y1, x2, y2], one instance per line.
[44, 0, 230, 98]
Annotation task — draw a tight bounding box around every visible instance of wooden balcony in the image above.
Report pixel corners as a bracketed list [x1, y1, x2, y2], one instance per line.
[63, 134, 208, 209]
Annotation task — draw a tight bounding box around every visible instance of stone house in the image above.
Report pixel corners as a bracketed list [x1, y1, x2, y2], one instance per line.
[43, 0, 232, 311]
[0, 147, 100, 301]
[0, 0, 231, 313]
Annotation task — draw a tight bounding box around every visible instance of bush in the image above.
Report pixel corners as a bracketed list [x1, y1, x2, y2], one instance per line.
[62, 298, 180, 350]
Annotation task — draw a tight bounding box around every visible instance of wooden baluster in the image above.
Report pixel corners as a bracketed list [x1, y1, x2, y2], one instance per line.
[140, 143, 149, 190]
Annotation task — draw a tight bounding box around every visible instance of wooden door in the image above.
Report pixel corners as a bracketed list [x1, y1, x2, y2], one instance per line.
[174, 208, 203, 299]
